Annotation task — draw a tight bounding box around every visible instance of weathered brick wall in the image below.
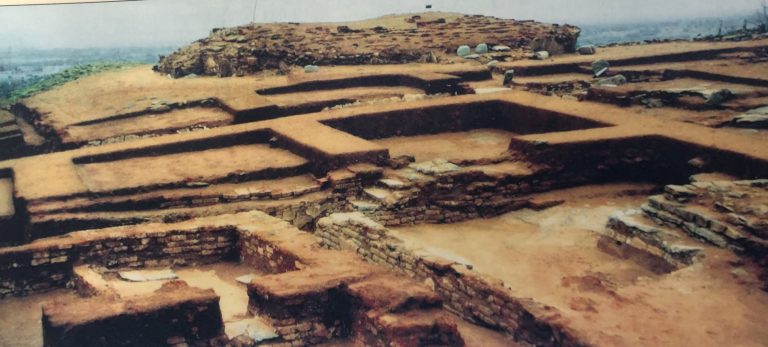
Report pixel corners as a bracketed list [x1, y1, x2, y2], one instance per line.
[365, 170, 557, 227]
[42, 281, 226, 347]
[315, 213, 585, 347]
[0, 225, 237, 298]
[237, 229, 302, 273]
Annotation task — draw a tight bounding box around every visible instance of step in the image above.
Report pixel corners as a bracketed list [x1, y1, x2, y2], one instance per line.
[350, 199, 381, 212]
[606, 209, 703, 265]
[646, 195, 746, 246]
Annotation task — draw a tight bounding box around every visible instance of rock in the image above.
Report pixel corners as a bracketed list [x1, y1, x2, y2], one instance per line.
[118, 268, 177, 282]
[456, 45, 471, 57]
[732, 114, 768, 128]
[350, 200, 380, 212]
[425, 51, 438, 63]
[409, 159, 461, 175]
[148, 103, 171, 113]
[732, 106, 768, 128]
[503, 70, 515, 86]
[475, 43, 489, 53]
[486, 60, 499, 67]
[705, 89, 735, 106]
[387, 155, 415, 169]
[533, 51, 550, 60]
[746, 106, 768, 115]
[364, 188, 393, 203]
[592, 59, 610, 77]
[225, 318, 278, 343]
[379, 178, 407, 189]
[304, 65, 320, 73]
[462, 54, 480, 60]
[235, 274, 258, 284]
[665, 184, 698, 200]
[475, 87, 511, 94]
[641, 98, 664, 108]
[491, 45, 511, 52]
[185, 181, 210, 188]
[577, 45, 597, 55]
[687, 157, 710, 169]
[594, 74, 627, 87]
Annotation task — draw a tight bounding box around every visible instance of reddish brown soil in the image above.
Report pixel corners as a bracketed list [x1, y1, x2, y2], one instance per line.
[105, 262, 273, 337]
[499, 39, 768, 71]
[76, 144, 307, 192]
[372, 129, 515, 162]
[601, 78, 768, 96]
[155, 12, 578, 77]
[66, 107, 234, 144]
[392, 183, 768, 346]
[0, 178, 13, 218]
[0, 290, 79, 347]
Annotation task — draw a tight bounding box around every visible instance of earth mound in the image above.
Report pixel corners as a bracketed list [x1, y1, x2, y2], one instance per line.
[154, 12, 580, 77]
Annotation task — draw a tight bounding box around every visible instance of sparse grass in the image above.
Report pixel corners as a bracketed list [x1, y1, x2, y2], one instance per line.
[0, 62, 141, 107]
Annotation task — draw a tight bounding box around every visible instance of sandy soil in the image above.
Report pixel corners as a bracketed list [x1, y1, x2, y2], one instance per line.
[65, 107, 235, 144]
[0, 289, 79, 347]
[454, 318, 521, 347]
[29, 174, 320, 215]
[24, 67, 269, 130]
[500, 39, 768, 69]
[108, 263, 259, 320]
[319, 313, 519, 347]
[76, 144, 307, 192]
[0, 178, 14, 218]
[106, 262, 273, 338]
[372, 129, 515, 162]
[611, 58, 768, 83]
[265, 86, 424, 106]
[23, 63, 484, 146]
[603, 77, 768, 96]
[392, 183, 768, 347]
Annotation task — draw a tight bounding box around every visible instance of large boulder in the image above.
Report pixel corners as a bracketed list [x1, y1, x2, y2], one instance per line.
[456, 45, 471, 57]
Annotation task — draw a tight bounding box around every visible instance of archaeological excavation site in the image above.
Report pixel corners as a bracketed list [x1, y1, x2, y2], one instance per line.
[1, 7, 768, 347]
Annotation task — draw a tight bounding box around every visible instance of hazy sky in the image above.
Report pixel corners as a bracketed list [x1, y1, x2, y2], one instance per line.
[0, 0, 761, 49]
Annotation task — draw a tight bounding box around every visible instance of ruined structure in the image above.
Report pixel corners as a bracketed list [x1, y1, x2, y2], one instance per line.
[154, 13, 580, 77]
[1, 12, 768, 347]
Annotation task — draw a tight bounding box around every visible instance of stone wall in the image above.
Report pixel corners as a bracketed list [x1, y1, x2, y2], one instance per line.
[315, 213, 585, 347]
[360, 169, 562, 227]
[0, 224, 237, 298]
[604, 179, 768, 289]
[238, 211, 465, 346]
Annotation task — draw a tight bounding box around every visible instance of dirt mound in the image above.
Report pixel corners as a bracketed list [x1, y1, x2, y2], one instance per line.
[154, 12, 580, 77]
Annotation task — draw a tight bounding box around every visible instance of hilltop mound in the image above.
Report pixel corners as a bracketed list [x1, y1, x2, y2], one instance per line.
[154, 12, 580, 77]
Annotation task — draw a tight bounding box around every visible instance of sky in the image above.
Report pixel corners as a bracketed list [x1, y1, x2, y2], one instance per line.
[0, 0, 762, 49]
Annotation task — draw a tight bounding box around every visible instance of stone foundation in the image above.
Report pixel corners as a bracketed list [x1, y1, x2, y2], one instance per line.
[315, 212, 585, 347]
[0, 223, 237, 298]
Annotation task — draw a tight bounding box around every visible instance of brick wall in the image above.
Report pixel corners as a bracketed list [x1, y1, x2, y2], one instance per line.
[315, 212, 586, 347]
[0, 224, 238, 298]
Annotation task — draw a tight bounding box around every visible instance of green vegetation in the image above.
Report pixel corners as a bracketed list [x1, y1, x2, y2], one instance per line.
[0, 62, 140, 107]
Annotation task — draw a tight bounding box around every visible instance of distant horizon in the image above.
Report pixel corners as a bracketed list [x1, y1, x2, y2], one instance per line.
[0, 0, 762, 50]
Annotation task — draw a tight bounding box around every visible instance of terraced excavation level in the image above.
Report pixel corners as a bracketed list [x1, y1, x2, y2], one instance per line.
[76, 143, 307, 193]
[1, 20, 768, 347]
[390, 183, 768, 346]
[502, 38, 768, 129]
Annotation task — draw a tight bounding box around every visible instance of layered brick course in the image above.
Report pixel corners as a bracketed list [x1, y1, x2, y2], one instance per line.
[315, 212, 585, 347]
